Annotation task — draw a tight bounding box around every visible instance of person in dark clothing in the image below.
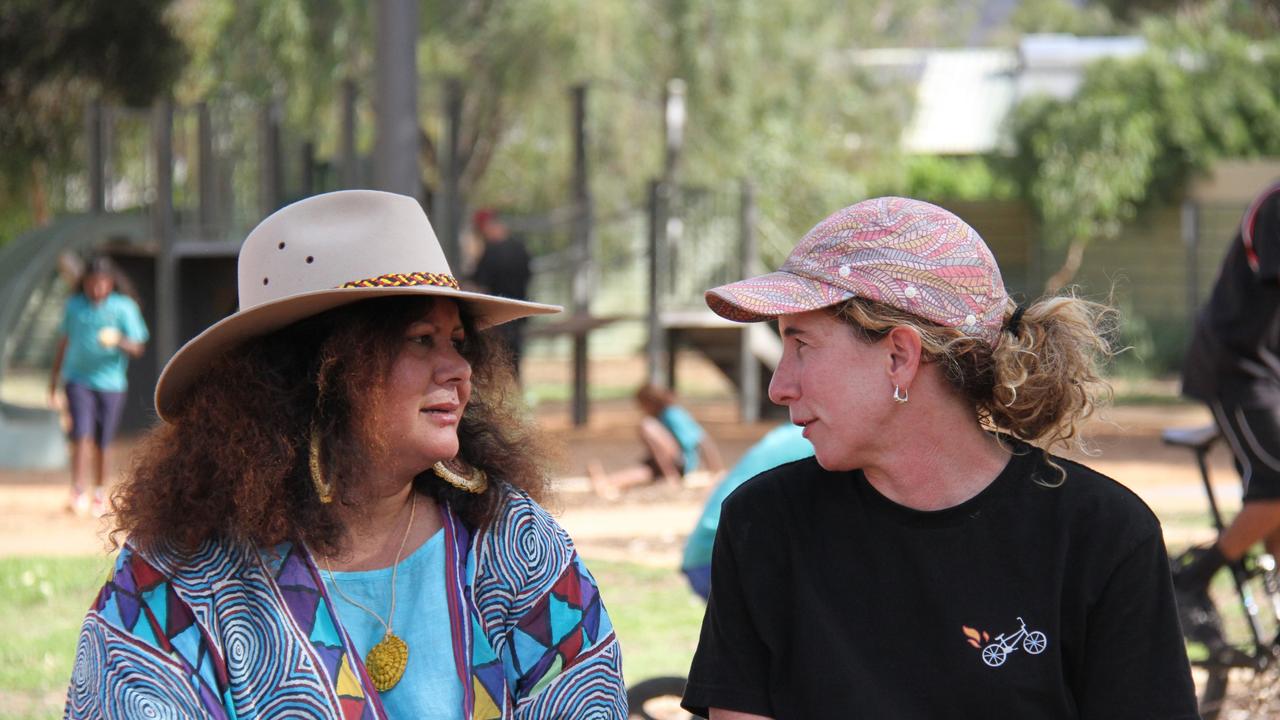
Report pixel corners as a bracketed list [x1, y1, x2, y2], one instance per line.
[470, 209, 533, 375]
[681, 197, 1198, 719]
[1174, 182, 1280, 624]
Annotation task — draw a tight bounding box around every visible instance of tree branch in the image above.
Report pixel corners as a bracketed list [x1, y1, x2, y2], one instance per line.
[1043, 239, 1087, 296]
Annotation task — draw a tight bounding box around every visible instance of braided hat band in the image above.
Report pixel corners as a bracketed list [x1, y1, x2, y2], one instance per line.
[154, 190, 561, 421]
[340, 271, 460, 290]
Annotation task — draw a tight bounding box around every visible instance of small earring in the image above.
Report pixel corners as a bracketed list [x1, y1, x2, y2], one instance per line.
[433, 461, 488, 494]
[892, 384, 909, 404]
[309, 425, 334, 504]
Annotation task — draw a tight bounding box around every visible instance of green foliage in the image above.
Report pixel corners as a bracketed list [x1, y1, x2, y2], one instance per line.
[891, 155, 1018, 202]
[1006, 0, 1118, 37]
[1007, 2, 1280, 258]
[0, 0, 185, 187]
[663, 2, 911, 234]
[587, 558, 706, 683]
[0, 188, 34, 250]
[178, 0, 975, 238]
[416, 0, 602, 206]
[1097, 0, 1280, 29]
[0, 0, 184, 250]
[177, 0, 370, 155]
[1008, 82, 1158, 250]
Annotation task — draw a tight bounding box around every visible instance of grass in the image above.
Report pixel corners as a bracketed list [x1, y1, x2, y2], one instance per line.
[587, 558, 706, 685]
[525, 382, 640, 404]
[0, 554, 701, 718]
[0, 555, 116, 720]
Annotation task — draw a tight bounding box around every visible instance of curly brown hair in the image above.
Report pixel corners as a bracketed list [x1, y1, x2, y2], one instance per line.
[111, 296, 552, 557]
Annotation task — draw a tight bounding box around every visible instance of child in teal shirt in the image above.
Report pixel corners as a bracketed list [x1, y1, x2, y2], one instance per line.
[588, 383, 724, 499]
[48, 256, 148, 516]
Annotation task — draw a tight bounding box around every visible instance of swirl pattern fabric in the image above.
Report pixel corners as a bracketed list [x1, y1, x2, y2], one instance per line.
[66, 486, 625, 719]
[66, 540, 379, 719]
[68, 617, 213, 719]
[516, 641, 626, 719]
[472, 492, 576, 657]
[458, 488, 625, 719]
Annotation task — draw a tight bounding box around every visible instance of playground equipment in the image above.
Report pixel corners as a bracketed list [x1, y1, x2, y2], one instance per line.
[0, 86, 790, 474]
[0, 99, 331, 469]
[0, 214, 150, 469]
[646, 180, 787, 422]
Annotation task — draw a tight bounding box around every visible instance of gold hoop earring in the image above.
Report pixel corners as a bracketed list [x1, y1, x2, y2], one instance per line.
[893, 385, 909, 404]
[432, 461, 488, 494]
[309, 425, 334, 504]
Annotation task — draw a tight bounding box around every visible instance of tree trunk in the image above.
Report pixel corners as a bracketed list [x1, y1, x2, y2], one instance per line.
[29, 160, 50, 226]
[1044, 239, 1087, 296]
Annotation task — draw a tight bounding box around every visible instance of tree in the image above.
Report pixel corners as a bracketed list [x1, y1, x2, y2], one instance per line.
[0, 0, 185, 227]
[1096, 0, 1280, 28]
[1004, 0, 1118, 37]
[176, 0, 1002, 248]
[1006, 2, 1280, 292]
[585, 0, 955, 239]
[177, 0, 370, 156]
[182, 0, 586, 212]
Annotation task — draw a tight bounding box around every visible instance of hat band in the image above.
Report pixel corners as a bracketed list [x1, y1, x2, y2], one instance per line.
[340, 271, 460, 290]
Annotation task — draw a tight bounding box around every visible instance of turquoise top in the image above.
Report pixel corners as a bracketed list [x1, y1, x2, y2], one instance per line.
[59, 292, 149, 392]
[322, 528, 463, 718]
[681, 423, 814, 570]
[659, 405, 705, 472]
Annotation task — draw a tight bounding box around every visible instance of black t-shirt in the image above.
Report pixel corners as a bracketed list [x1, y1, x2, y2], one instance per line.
[682, 448, 1198, 719]
[1183, 183, 1280, 405]
[472, 236, 532, 301]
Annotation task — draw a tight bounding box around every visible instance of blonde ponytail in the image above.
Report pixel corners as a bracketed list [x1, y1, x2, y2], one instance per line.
[834, 293, 1118, 458]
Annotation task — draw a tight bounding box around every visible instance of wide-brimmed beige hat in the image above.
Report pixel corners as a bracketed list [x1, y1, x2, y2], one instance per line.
[154, 189, 560, 421]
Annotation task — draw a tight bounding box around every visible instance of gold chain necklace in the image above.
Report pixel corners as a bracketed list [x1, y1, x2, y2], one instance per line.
[324, 491, 416, 692]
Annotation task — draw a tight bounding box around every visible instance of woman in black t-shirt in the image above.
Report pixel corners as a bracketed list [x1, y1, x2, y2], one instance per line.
[682, 197, 1198, 719]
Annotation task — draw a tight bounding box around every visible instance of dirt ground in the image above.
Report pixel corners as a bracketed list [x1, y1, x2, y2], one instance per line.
[0, 392, 1241, 566]
[0, 351, 1260, 714]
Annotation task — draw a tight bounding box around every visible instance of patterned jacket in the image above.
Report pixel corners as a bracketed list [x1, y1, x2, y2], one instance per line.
[65, 488, 626, 718]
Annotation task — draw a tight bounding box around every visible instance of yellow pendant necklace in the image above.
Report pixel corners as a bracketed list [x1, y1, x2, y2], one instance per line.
[323, 491, 416, 692]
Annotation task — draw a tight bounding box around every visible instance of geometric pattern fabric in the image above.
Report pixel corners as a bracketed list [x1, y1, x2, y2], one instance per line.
[65, 487, 625, 719]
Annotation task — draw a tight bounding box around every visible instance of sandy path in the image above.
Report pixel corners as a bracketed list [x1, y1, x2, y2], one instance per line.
[0, 400, 1242, 569]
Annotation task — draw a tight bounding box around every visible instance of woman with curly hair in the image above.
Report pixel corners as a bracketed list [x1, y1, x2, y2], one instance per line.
[65, 190, 626, 719]
[680, 198, 1198, 719]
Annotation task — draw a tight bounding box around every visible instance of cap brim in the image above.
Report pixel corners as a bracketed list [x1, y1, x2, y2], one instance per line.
[154, 285, 559, 422]
[705, 270, 853, 322]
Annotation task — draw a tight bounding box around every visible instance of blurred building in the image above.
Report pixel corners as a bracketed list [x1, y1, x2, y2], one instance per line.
[850, 34, 1148, 156]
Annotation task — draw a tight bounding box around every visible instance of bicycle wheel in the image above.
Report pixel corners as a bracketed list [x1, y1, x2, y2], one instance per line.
[626, 675, 693, 720]
[981, 644, 1006, 667]
[1023, 631, 1047, 655]
[1181, 562, 1278, 720]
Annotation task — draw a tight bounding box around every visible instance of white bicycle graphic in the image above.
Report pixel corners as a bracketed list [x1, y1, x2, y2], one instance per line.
[981, 616, 1048, 667]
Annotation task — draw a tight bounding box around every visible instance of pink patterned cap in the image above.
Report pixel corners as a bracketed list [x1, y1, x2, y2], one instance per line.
[705, 197, 1009, 344]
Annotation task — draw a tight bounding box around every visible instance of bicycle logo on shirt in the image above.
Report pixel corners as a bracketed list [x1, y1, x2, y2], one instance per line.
[962, 617, 1048, 667]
